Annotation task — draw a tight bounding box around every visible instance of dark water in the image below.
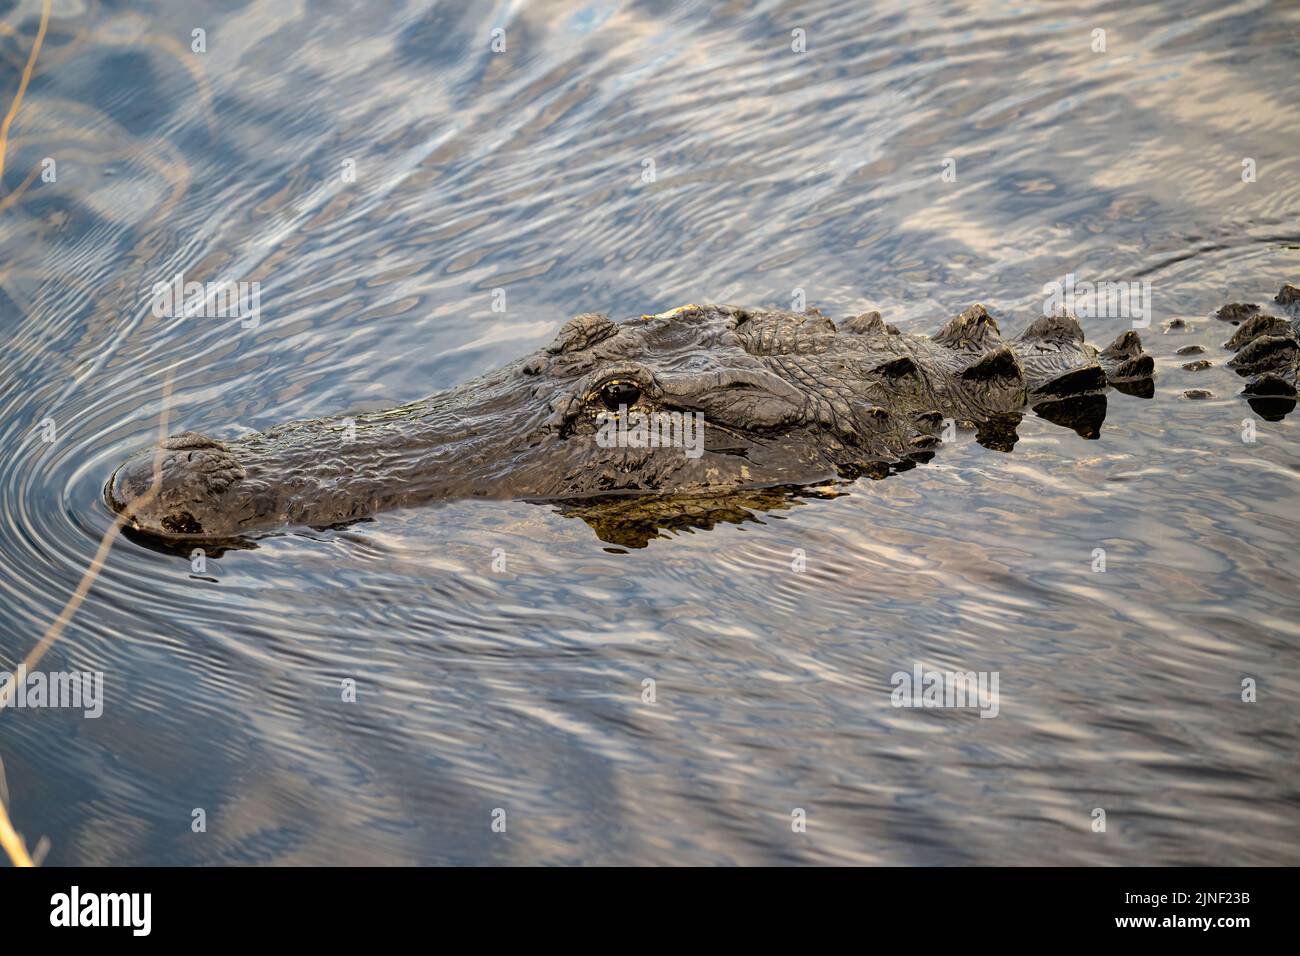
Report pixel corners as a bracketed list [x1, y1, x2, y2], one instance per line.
[1, 0, 1298, 865]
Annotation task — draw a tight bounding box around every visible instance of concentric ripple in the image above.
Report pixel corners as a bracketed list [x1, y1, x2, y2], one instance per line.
[0, 0, 1298, 864]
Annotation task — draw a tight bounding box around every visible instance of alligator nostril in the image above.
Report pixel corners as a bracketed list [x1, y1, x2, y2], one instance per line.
[160, 511, 203, 535]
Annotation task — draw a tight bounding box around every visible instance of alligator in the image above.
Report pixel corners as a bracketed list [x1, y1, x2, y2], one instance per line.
[106, 285, 1299, 546]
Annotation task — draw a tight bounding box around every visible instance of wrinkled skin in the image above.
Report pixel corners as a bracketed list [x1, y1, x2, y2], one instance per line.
[107, 298, 1168, 543]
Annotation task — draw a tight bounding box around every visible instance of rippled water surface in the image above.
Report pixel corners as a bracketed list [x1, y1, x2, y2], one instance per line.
[2, 0, 1298, 865]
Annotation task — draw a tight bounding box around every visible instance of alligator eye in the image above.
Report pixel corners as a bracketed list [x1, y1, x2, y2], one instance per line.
[600, 381, 641, 411]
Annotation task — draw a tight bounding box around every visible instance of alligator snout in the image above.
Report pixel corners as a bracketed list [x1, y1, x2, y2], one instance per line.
[106, 431, 247, 538]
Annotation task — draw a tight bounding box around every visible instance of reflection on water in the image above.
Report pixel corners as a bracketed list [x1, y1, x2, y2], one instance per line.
[1, 0, 1298, 864]
[554, 486, 830, 550]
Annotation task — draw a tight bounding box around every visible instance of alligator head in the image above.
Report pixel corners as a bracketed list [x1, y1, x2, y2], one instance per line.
[107, 301, 1156, 543]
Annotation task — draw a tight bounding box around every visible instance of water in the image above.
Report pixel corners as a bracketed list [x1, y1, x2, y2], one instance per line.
[1, 0, 1298, 865]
